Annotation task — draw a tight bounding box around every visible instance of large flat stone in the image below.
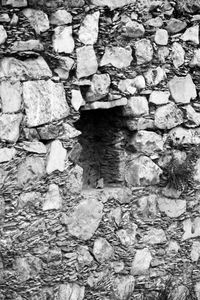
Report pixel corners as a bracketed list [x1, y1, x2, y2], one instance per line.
[100, 46, 132, 68]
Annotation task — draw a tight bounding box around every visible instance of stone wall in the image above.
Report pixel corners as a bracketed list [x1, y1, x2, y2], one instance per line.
[1, 0, 200, 299]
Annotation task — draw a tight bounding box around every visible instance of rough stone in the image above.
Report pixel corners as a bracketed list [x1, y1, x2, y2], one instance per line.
[65, 165, 83, 194]
[195, 282, 200, 300]
[76, 46, 98, 78]
[145, 16, 163, 28]
[131, 248, 152, 275]
[22, 9, 49, 34]
[117, 223, 137, 246]
[181, 25, 199, 44]
[42, 184, 62, 211]
[0, 26, 7, 45]
[166, 18, 187, 33]
[0, 148, 16, 163]
[90, 0, 136, 9]
[79, 11, 100, 45]
[166, 127, 200, 146]
[122, 19, 145, 38]
[53, 26, 74, 53]
[154, 29, 168, 45]
[10, 40, 44, 52]
[18, 191, 41, 209]
[108, 207, 122, 225]
[110, 261, 124, 273]
[84, 97, 127, 110]
[100, 46, 132, 69]
[22, 141, 47, 154]
[118, 76, 145, 94]
[170, 286, 189, 300]
[182, 217, 200, 240]
[122, 96, 149, 117]
[71, 89, 85, 111]
[157, 197, 186, 217]
[135, 39, 153, 65]
[50, 10, 72, 25]
[0, 169, 7, 188]
[77, 245, 93, 266]
[93, 237, 113, 263]
[46, 140, 67, 174]
[14, 254, 42, 283]
[190, 49, 200, 67]
[141, 227, 167, 244]
[0, 113, 22, 143]
[149, 90, 170, 105]
[166, 240, 180, 255]
[0, 13, 10, 22]
[193, 158, 200, 183]
[61, 123, 81, 140]
[112, 276, 135, 300]
[191, 241, 200, 262]
[137, 194, 157, 219]
[3, 0, 27, 7]
[86, 74, 110, 102]
[144, 66, 166, 86]
[0, 81, 22, 113]
[158, 46, 169, 63]
[23, 80, 69, 127]
[169, 74, 196, 104]
[171, 42, 185, 68]
[184, 105, 200, 127]
[154, 102, 184, 130]
[54, 56, 74, 80]
[56, 283, 85, 300]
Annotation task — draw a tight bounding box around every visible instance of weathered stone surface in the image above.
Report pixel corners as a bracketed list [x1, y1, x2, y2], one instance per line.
[76, 46, 98, 78]
[181, 25, 199, 44]
[0, 113, 22, 143]
[145, 16, 163, 27]
[168, 74, 197, 104]
[71, 89, 85, 111]
[166, 127, 200, 146]
[50, 10, 72, 25]
[0, 13, 10, 22]
[17, 156, 45, 186]
[42, 184, 62, 211]
[117, 223, 137, 246]
[122, 96, 149, 117]
[0, 81, 22, 113]
[22, 9, 49, 34]
[154, 102, 184, 130]
[53, 26, 74, 53]
[166, 240, 180, 255]
[90, 0, 136, 9]
[158, 46, 169, 63]
[0, 26, 7, 45]
[79, 11, 99, 45]
[14, 254, 42, 282]
[3, 0, 27, 7]
[157, 197, 186, 217]
[112, 276, 135, 300]
[191, 241, 200, 262]
[65, 165, 83, 194]
[100, 46, 132, 68]
[22, 141, 46, 154]
[135, 39, 153, 65]
[0, 148, 16, 163]
[190, 49, 200, 67]
[166, 18, 187, 33]
[61, 123, 81, 140]
[64, 197, 103, 240]
[118, 76, 145, 94]
[56, 283, 85, 300]
[137, 194, 157, 219]
[149, 90, 170, 105]
[144, 66, 165, 86]
[171, 42, 185, 68]
[125, 155, 162, 186]
[46, 140, 67, 174]
[54, 56, 74, 80]
[193, 158, 200, 183]
[86, 74, 110, 102]
[93, 238, 113, 263]
[10, 40, 44, 52]
[0, 56, 52, 81]
[0, 169, 7, 188]
[170, 286, 189, 300]
[23, 80, 69, 127]
[84, 97, 127, 110]
[122, 19, 145, 38]
[77, 245, 93, 266]
[110, 261, 124, 273]
[18, 191, 41, 209]
[154, 29, 168, 45]
[182, 217, 200, 240]
[129, 130, 163, 155]
[131, 248, 152, 275]
[184, 105, 200, 127]
[141, 227, 167, 244]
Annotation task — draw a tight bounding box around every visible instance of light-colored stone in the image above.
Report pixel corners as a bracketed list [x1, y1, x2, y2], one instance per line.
[181, 25, 199, 44]
[76, 46, 98, 78]
[168, 74, 196, 104]
[193, 158, 200, 183]
[86, 74, 110, 102]
[195, 282, 200, 300]
[157, 197, 186, 217]
[154, 102, 184, 130]
[171, 42, 185, 68]
[0, 81, 22, 113]
[0, 113, 22, 143]
[166, 18, 187, 33]
[112, 276, 135, 300]
[54, 56, 74, 80]
[135, 39, 153, 65]
[108, 207, 122, 225]
[53, 26, 74, 53]
[100, 46, 132, 68]
[122, 96, 149, 117]
[145, 16, 163, 27]
[50, 10, 72, 25]
[144, 66, 165, 86]
[166, 127, 200, 146]
[125, 155, 162, 186]
[77, 245, 93, 266]
[141, 227, 167, 244]
[90, 0, 136, 9]
[22, 9, 49, 34]
[71, 89, 85, 111]
[14, 254, 41, 283]
[0, 169, 7, 188]
[18, 191, 41, 209]
[83, 97, 127, 110]
[137, 194, 157, 219]
[117, 223, 137, 246]
[0, 26, 7, 45]
[182, 217, 200, 240]
[131, 248, 152, 275]
[190, 49, 200, 67]
[166, 240, 180, 255]
[61, 123, 81, 140]
[22, 141, 47, 154]
[110, 261, 124, 273]
[158, 46, 169, 63]
[191, 241, 200, 262]
[122, 19, 145, 38]
[118, 76, 145, 94]
[0, 148, 16, 163]
[42, 184, 62, 211]
[154, 29, 168, 45]
[170, 286, 189, 300]
[93, 237, 113, 263]
[23, 80, 69, 127]
[3, 0, 27, 7]
[79, 11, 100, 45]
[46, 140, 67, 174]
[184, 105, 200, 127]
[56, 283, 85, 300]
[149, 90, 170, 105]
[10, 40, 44, 52]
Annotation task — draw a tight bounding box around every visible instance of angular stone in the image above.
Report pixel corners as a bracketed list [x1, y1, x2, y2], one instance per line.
[117, 223, 137, 246]
[118, 76, 145, 94]
[154, 102, 184, 130]
[86, 74, 110, 102]
[166, 18, 187, 33]
[17, 156, 45, 186]
[76, 46, 98, 78]
[0, 56, 52, 81]
[18, 191, 41, 209]
[0, 148, 16, 163]
[108, 207, 122, 226]
[0, 81, 22, 113]
[191, 241, 200, 262]
[158, 46, 169, 63]
[0, 169, 7, 188]
[193, 158, 200, 183]
[166, 240, 180, 255]
[144, 66, 165, 86]
[65, 165, 83, 194]
[10, 13, 18, 25]
[84, 97, 127, 110]
[181, 25, 199, 44]
[23, 80, 69, 127]
[125, 155, 162, 186]
[79, 11, 99, 45]
[112, 276, 135, 300]
[170, 286, 189, 300]
[93, 237, 113, 263]
[110, 261, 124, 273]
[64, 197, 103, 240]
[53, 26, 74, 53]
[182, 217, 200, 240]
[184, 105, 200, 127]
[90, 0, 136, 9]
[0, 26, 7, 45]
[71, 89, 85, 111]
[2, 0, 27, 7]
[131, 248, 152, 275]
[0, 114, 22, 143]
[42, 184, 62, 211]
[141, 227, 167, 244]
[22, 9, 49, 34]
[0, 13, 10, 22]
[46, 140, 67, 174]
[100, 46, 132, 68]
[157, 197, 186, 217]
[50, 10, 72, 25]
[122, 96, 149, 117]
[77, 245, 93, 266]
[122, 19, 145, 38]
[87, 270, 108, 288]
[61, 123, 81, 140]
[169, 74, 196, 104]
[166, 127, 200, 146]
[14, 254, 41, 283]
[135, 39, 153, 65]
[145, 16, 163, 28]
[22, 141, 46, 154]
[149, 90, 170, 105]
[154, 29, 168, 45]
[137, 194, 157, 219]
[56, 283, 84, 300]
[54, 56, 74, 80]
[171, 42, 185, 68]
[10, 40, 44, 52]
[190, 49, 200, 67]
[195, 282, 200, 300]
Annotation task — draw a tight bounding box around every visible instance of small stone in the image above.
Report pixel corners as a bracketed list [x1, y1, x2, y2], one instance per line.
[112, 276, 135, 300]
[90, 0, 136, 9]
[144, 66, 166, 86]
[170, 286, 189, 300]
[108, 207, 122, 225]
[46, 140, 67, 174]
[10, 40, 44, 52]
[0, 26, 7, 45]
[53, 26, 74, 53]
[190, 49, 200, 67]
[61, 123, 81, 140]
[122, 96, 149, 117]
[195, 282, 200, 300]
[110, 261, 124, 273]
[77, 245, 93, 266]
[56, 283, 85, 300]
[79, 11, 100, 45]
[137, 194, 157, 219]
[3, 0, 27, 7]
[158, 46, 169, 63]
[0, 169, 7, 188]
[184, 105, 200, 127]
[145, 16, 163, 28]
[117, 223, 137, 246]
[154, 102, 184, 130]
[0, 148, 16, 163]
[182, 217, 200, 240]
[76, 46, 98, 78]
[22, 141, 46, 154]
[166, 18, 187, 33]
[0, 81, 22, 113]
[168, 74, 196, 104]
[166, 240, 180, 255]
[135, 39, 153, 65]
[71, 89, 85, 111]
[14, 254, 41, 283]
[84, 97, 127, 110]
[93, 237, 113, 263]
[10, 13, 19, 26]
[100, 46, 132, 68]
[141, 227, 167, 244]
[157, 197, 186, 217]
[191, 241, 200, 262]
[42, 184, 62, 211]
[125, 155, 162, 186]
[149, 91, 170, 105]
[50, 10, 72, 25]
[18, 191, 41, 209]
[22, 9, 49, 34]
[86, 74, 110, 102]
[193, 158, 200, 183]
[118, 76, 145, 94]
[154, 29, 168, 45]
[65, 165, 83, 194]
[171, 42, 185, 68]
[0, 114, 22, 143]
[181, 25, 199, 44]
[122, 19, 145, 38]
[131, 248, 152, 275]
[0, 13, 10, 22]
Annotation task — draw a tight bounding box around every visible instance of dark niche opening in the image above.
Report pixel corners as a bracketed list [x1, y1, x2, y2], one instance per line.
[75, 107, 127, 189]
